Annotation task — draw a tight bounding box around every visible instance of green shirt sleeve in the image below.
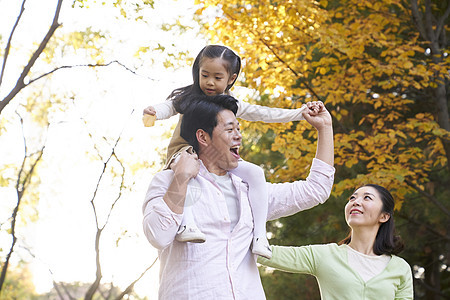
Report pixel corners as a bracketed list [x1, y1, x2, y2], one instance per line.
[258, 245, 317, 275]
[394, 257, 414, 299]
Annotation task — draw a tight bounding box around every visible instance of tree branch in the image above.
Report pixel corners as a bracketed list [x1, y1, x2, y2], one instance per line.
[0, 0, 63, 115]
[258, 37, 325, 103]
[410, 0, 428, 40]
[85, 229, 103, 300]
[415, 278, 450, 299]
[435, 2, 450, 40]
[0, 112, 46, 293]
[424, 0, 436, 43]
[84, 109, 134, 299]
[220, 7, 324, 102]
[0, 0, 27, 87]
[405, 179, 450, 218]
[101, 152, 125, 231]
[397, 211, 450, 242]
[114, 257, 158, 300]
[26, 60, 146, 86]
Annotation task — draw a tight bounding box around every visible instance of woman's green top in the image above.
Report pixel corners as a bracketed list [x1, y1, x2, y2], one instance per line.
[258, 243, 413, 300]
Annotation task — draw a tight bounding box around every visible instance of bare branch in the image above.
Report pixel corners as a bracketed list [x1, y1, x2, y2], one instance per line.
[0, 112, 46, 292]
[114, 257, 158, 300]
[84, 109, 134, 299]
[0, 0, 63, 115]
[26, 60, 150, 86]
[0, 0, 27, 87]
[58, 282, 77, 300]
[100, 152, 125, 231]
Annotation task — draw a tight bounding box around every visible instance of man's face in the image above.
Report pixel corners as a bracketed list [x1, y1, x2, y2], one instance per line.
[200, 109, 242, 175]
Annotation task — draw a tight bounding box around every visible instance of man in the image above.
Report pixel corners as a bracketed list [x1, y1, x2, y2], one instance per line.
[142, 94, 334, 299]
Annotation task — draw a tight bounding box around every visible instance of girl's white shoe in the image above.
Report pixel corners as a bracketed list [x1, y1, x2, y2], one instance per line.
[252, 236, 272, 259]
[175, 224, 206, 243]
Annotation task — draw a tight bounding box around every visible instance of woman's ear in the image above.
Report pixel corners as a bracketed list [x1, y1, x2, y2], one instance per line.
[228, 73, 237, 85]
[379, 212, 391, 224]
[196, 129, 210, 148]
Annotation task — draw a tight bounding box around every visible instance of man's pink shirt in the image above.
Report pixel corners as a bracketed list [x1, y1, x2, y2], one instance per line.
[143, 158, 335, 299]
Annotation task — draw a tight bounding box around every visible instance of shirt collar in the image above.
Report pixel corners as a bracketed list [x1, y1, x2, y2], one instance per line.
[198, 159, 243, 185]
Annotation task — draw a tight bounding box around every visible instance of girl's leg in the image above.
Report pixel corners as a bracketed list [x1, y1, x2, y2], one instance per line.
[171, 153, 205, 243]
[176, 194, 205, 243]
[230, 160, 272, 259]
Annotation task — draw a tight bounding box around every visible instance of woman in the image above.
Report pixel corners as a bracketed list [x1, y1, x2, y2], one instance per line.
[258, 184, 413, 299]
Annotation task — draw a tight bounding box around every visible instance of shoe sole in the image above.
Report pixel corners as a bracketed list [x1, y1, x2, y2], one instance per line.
[252, 251, 272, 259]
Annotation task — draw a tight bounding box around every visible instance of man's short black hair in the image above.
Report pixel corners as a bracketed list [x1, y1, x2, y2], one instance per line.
[180, 94, 238, 153]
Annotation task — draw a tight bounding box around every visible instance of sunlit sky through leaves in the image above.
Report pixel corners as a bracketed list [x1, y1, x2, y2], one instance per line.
[0, 0, 208, 297]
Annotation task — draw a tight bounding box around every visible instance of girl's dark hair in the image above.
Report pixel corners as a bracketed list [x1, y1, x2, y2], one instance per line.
[169, 45, 241, 114]
[339, 184, 405, 255]
[180, 94, 238, 153]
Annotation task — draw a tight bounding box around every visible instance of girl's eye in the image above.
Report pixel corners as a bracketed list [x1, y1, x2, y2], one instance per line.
[349, 196, 355, 201]
[216, 77, 223, 80]
[364, 196, 372, 200]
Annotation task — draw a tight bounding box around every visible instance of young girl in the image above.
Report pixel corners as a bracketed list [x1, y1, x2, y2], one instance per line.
[143, 45, 307, 259]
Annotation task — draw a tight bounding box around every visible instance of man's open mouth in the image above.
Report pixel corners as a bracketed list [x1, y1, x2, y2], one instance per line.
[230, 145, 240, 159]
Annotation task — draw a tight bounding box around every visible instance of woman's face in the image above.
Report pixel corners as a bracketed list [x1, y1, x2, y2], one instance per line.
[345, 186, 390, 229]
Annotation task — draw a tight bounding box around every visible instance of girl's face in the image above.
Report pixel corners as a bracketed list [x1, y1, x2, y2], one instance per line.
[199, 58, 237, 96]
[344, 186, 390, 230]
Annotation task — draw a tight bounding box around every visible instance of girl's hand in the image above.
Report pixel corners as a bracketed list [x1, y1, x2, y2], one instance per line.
[305, 101, 323, 116]
[143, 105, 156, 116]
[171, 151, 200, 181]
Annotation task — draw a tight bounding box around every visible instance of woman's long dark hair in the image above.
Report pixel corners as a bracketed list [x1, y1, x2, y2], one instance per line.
[168, 45, 241, 114]
[339, 184, 405, 255]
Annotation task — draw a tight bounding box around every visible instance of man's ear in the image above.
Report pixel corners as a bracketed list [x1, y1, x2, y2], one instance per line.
[228, 73, 237, 85]
[196, 129, 210, 147]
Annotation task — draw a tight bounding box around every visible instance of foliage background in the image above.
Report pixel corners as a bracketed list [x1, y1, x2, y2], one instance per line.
[196, 0, 449, 299]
